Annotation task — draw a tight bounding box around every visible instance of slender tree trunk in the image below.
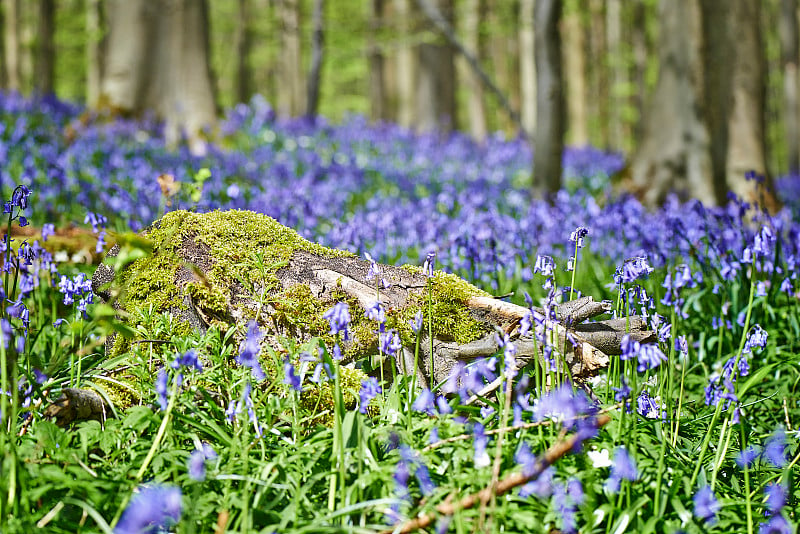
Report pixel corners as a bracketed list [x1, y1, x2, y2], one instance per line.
[461, 0, 486, 140]
[780, 0, 799, 174]
[726, 0, 775, 209]
[562, 6, 587, 146]
[235, 0, 254, 104]
[519, 0, 536, 135]
[394, 0, 415, 128]
[100, 0, 216, 154]
[414, 0, 456, 132]
[3, 0, 20, 91]
[533, 0, 564, 196]
[86, 0, 104, 107]
[306, 0, 323, 118]
[587, 0, 607, 147]
[699, 0, 732, 205]
[631, 0, 716, 206]
[368, 0, 387, 121]
[631, 0, 648, 142]
[33, 0, 54, 95]
[277, 0, 303, 116]
[606, 0, 626, 151]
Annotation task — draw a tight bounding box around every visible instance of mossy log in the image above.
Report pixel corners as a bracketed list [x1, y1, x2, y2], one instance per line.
[47, 210, 654, 425]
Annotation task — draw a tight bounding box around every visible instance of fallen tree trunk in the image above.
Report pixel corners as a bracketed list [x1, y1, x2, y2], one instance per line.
[47, 210, 653, 425]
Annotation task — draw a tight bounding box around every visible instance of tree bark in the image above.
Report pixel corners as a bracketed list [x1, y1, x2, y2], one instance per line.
[234, 0, 254, 104]
[33, 0, 54, 95]
[461, 0, 486, 140]
[306, 0, 323, 118]
[368, 0, 387, 121]
[394, 0, 415, 128]
[276, 0, 304, 117]
[726, 0, 776, 209]
[519, 0, 536, 136]
[414, 0, 456, 132]
[100, 0, 216, 155]
[86, 0, 104, 107]
[699, 0, 732, 206]
[780, 0, 800, 174]
[533, 0, 564, 196]
[562, 6, 587, 146]
[606, 0, 624, 151]
[631, 0, 648, 143]
[630, 0, 716, 206]
[3, 0, 20, 91]
[587, 0, 607, 148]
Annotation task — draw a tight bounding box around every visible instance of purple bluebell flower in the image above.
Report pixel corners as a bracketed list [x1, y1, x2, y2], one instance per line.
[620, 334, 640, 362]
[553, 481, 579, 533]
[410, 310, 423, 334]
[323, 302, 351, 340]
[605, 446, 637, 493]
[779, 278, 793, 294]
[759, 514, 792, 534]
[533, 254, 555, 277]
[237, 321, 266, 381]
[172, 349, 203, 372]
[365, 300, 386, 325]
[636, 343, 667, 372]
[380, 329, 402, 357]
[480, 406, 495, 419]
[412, 388, 435, 415]
[519, 465, 554, 498]
[617, 256, 653, 284]
[764, 482, 787, 515]
[358, 377, 381, 413]
[636, 390, 659, 419]
[0, 319, 12, 349]
[188, 443, 217, 482]
[693, 485, 720, 525]
[115, 484, 182, 534]
[764, 427, 788, 468]
[569, 226, 588, 248]
[435, 395, 452, 415]
[744, 324, 768, 353]
[612, 378, 631, 402]
[422, 251, 436, 278]
[156, 369, 168, 411]
[735, 445, 760, 469]
[415, 464, 436, 496]
[84, 211, 107, 233]
[41, 223, 55, 242]
[756, 281, 767, 297]
[283, 360, 302, 391]
[429, 426, 439, 444]
[473, 423, 490, 467]
[365, 252, 390, 288]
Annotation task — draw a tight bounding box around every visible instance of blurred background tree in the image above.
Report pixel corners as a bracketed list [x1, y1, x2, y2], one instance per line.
[2, 0, 797, 206]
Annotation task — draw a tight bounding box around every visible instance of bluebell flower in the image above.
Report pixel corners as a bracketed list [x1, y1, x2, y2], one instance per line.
[435, 395, 452, 415]
[412, 389, 435, 415]
[188, 443, 217, 482]
[735, 445, 760, 469]
[693, 485, 720, 525]
[553, 481, 579, 534]
[636, 390, 659, 419]
[473, 423, 490, 467]
[358, 377, 381, 413]
[764, 427, 788, 468]
[41, 223, 55, 242]
[237, 321, 266, 381]
[156, 369, 168, 411]
[380, 329, 402, 356]
[605, 446, 637, 493]
[429, 426, 439, 444]
[422, 251, 436, 278]
[415, 464, 435, 496]
[515, 441, 538, 477]
[612, 378, 631, 402]
[569, 226, 588, 248]
[365, 252, 390, 288]
[365, 300, 386, 326]
[519, 465, 554, 498]
[172, 349, 203, 372]
[636, 343, 667, 372]
[779, 277, 793, 294]
[283, 360, 302, 392]
[764, 482, 787, 515]
[758, 514, 792, 534]
[410, 310, 423, 334]
[617, 256, 653, 284]
[533, 254, 555, 277]
[744, 324, 768, 353]
[84, 211, 107, 233]
[115, 485, 182, 534]
[323, 302, 351, 339]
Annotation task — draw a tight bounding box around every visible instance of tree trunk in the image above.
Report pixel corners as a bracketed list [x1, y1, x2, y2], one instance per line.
[33, 0, 54, 95]
[368, 0, 387, 121]
[277, 0, 304, 117]
[306, 0, 323, 118]
[630, 0, 716, 206]
[562, 6, 587, 146]
[780, 0, 800, 174]
[394, 0, 415, 128]
[86, 0, 104, 107]
[726, 0, 776, 209]
[234, 0, 254, 104]
[519, 0, 536, 136]
[3, 0, 20, 91]
[631, 0, 648, 143]
[460, 0, 486, 140]
[532, 0, 564, 196]
[587, 0, 607, 148]
[606, 0, 624, 150]
[414, 0, 456, 132]
[699, 0, 732, 205]
[100, 0, 216, 155]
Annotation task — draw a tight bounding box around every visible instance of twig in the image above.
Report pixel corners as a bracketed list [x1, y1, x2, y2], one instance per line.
[381, 415, 611, 534]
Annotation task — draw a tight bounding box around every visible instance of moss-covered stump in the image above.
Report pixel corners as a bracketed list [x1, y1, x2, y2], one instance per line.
[49, 209, 654, 426]
[93, 210, 653, 385]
